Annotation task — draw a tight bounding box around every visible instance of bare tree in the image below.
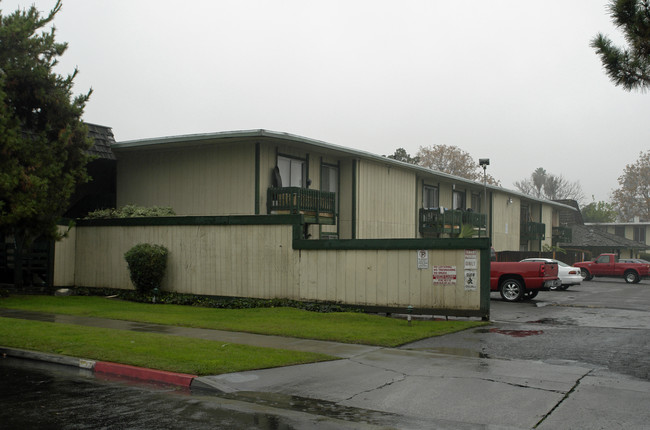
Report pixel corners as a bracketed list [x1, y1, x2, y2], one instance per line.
[384, 148, 420, 164]
[416, 144, 501, 185]
[514, 168, 585, 203]
[611, 150, 650, 221]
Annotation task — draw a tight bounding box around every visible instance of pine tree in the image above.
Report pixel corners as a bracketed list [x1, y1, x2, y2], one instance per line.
[0, 1, 92, 286]
[591, 0, 650, 92]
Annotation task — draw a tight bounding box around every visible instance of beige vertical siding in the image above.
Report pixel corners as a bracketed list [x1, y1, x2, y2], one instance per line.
[491, 193, 521, 252]
[297, 248, 481, 309]
[53, 226, 76, 287]
[73, 224, 299, 297]
[439, 183, 453, 209]
[63, 223, 482, 312]
[541, 205, 553, 249]
[116, 142, 255, 215]
[356, 160, 416, 239]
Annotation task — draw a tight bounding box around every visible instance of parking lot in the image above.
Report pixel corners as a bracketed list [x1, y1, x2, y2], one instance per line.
[404, 277, 650, 381]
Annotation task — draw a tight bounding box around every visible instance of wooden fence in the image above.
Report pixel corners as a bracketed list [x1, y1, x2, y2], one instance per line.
[53, 216, 490, 318]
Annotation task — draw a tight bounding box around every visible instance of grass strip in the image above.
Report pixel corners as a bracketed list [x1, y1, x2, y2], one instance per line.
[0, 317, 334, 376]
[1, 295, 487, 347]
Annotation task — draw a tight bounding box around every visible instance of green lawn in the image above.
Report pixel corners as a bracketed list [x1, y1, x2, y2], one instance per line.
[0, 317, 332, 376]
[0, 295, 487, 347]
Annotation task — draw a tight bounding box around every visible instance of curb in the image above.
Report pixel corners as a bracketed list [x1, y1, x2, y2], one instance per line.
[1, 346, 197, 388]
[94, 361, 196, 387]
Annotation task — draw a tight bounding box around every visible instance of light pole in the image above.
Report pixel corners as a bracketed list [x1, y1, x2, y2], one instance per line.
[479, 159, 489, 236]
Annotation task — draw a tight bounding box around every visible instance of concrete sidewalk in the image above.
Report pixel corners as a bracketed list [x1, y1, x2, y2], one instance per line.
[3, 307, 650, 429]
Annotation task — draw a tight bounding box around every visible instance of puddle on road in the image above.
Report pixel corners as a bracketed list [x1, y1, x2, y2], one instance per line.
[526, 317, 564, 325]
[474, 327, 544, 337]
[488, 328, 543, 337]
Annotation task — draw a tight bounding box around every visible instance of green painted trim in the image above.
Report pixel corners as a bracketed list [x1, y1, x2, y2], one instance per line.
[336, 160, 341, 238]
[539, 203, 540, 252]
[305, 153, 310, 188]
[319, 156, 323, 239]
[480, 247, 491, 319]
[415, 179, 419, 237]
[489, 190, 493, 242]
[294, 237, 490, 251]
[255, 142, 260, 215]
[76, 215, 304, 227]
[352, 159, 357, 239]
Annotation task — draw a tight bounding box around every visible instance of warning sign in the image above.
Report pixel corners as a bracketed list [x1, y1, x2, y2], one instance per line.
[464, 270, 477, 291]
[417, 250, 428, 269]
[433, 265, 457, 285]
[464, 249, 478, 269]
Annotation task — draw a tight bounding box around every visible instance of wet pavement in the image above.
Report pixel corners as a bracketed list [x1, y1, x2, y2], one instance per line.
[1, 357, 392, 430]
[3, 277, 650, 429]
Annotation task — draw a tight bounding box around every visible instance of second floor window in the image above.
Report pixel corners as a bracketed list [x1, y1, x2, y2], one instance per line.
[471, 193, 481, 212]
[278, 156, 304, 187]
[634, 226, 646, 243]
[423, 185, 439, 208]
[321, 165, 338, 193]
[452, 190, 466, 210]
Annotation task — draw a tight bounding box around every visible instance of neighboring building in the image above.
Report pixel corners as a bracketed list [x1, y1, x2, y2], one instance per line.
[65, 123, 117, 218]
[553, 200, 648, 260]
[111, 129, 575, 252]
[585, 219, 650, 253]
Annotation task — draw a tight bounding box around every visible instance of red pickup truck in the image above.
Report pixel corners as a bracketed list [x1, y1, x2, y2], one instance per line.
[574, 253, 650, 283]
[490, 261, 560, 302]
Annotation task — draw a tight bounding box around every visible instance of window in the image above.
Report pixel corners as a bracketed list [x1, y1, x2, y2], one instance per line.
[471, 193, 481, 212]
[634, 226, 646, 243]
[423, 185, 439, 209]
[321, 165, 338, 193]
[615, 226, 625, 238]
[596, 254, 612, 263]
[277, 156, 304, 187]
[452, 190, 466, 210]
[321, 164, 338, 212]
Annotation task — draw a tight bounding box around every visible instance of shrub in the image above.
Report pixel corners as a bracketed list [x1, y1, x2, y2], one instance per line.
[85, 205, 176, 219]
[124, 244, 169, 293]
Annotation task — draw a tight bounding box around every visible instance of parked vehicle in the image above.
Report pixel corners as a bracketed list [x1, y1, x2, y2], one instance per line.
[520, 258, 582, 290]
[490, 260, 560, 302]
[574, 254, 650, 284]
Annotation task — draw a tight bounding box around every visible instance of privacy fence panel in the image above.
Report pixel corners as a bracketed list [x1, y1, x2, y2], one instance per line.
[53, 216, 490, 318]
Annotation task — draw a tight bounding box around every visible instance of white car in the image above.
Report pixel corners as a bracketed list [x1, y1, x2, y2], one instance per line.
[520, 258, 582, 290]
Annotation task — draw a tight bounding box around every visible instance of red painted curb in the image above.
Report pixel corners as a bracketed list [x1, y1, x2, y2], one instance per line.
[94, 361, 197, 387]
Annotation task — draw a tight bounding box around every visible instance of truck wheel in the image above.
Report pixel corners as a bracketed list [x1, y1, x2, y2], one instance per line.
[500, 278, 524, 302]
[624, 270, 640, 284]
[523, 290, 539, 300]
[580, 268, 592, 281]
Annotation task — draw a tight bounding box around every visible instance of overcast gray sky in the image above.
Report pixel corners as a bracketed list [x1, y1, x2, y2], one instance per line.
[3, 0, 648, 203]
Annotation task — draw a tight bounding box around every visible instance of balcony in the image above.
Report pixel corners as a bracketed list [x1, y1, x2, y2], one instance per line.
[521, 221, 546, 241]
[419, 208, 487, 237]
[552, 225, 572, 243]
[267, 187, 336, 224]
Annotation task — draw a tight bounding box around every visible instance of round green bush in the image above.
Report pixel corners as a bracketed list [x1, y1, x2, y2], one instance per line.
[124, 243, 169, 293]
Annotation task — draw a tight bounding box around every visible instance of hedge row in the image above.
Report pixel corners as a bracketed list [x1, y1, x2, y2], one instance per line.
[73, 287, 358, 313]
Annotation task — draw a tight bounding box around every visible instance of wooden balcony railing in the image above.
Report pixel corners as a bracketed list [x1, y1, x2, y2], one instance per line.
[267, 187, 336, 224]
[552, 225, 572, 243]
[419, 208, 487, 237]
[521, 221, 546, 241]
